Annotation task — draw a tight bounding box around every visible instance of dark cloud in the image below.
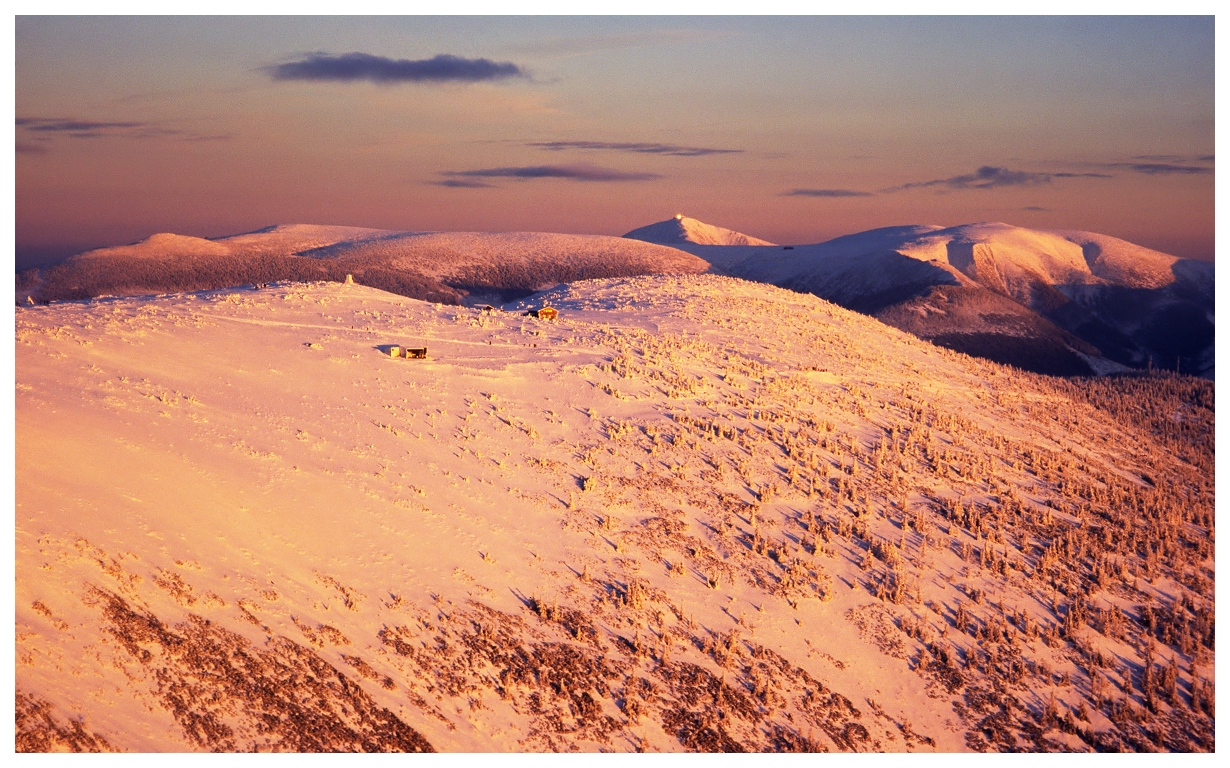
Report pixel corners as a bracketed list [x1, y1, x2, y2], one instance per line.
[528, 140, 740, 157]
[431, 178, 495, 189]
[1197, 155, 1214, 163]
[269, 53, 526, 84]
[893, 165, 1111, 192]
[16, 141, 48, 155]
[442, 164, 660, 182]
[1051, 171, 1114, 179]
[1022, 206, 1049, 212]
[1111, 162, 1212, 175]
[783, 188, 873, 198]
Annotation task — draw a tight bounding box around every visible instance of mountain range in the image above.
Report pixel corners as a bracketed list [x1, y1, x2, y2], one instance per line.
[16, 217, 1213, 378]
[625, 219, 1214, 378]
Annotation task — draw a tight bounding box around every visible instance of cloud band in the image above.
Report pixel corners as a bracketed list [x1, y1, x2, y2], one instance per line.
[442, 164, 660, 182]
[269, 53, 527, 84]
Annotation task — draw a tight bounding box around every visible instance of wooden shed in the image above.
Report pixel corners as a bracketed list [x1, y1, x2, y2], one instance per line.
[528, 306, 558, 320]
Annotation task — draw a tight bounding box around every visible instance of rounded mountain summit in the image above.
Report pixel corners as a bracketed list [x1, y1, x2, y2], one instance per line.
[623, 214, 777, 247]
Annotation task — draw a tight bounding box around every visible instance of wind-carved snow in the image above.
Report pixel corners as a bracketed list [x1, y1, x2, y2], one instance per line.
[15, 275, 1214, 752]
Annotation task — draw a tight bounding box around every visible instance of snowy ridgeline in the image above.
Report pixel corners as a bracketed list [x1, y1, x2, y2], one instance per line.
[637, 221, 1214, 379]
[17, 219, 1214, 379]
[17, 226, 707, 307]
[16, 275, 1214, 752]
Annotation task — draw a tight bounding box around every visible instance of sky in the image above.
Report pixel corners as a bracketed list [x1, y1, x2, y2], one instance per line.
[13, 15, 1216, 267]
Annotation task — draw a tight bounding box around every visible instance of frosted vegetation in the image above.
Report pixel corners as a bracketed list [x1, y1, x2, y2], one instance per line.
[16, 274, 1213, 752]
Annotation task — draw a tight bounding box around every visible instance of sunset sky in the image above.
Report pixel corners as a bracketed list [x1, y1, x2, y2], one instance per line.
[14, 15, 1215, 268]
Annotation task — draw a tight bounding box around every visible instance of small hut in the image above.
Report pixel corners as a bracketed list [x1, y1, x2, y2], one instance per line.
[404, 346, 428, 359]
[528, 306, 558, 320]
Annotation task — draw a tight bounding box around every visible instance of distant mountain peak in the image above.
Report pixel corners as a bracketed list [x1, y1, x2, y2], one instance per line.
[624, 215, 776, 246]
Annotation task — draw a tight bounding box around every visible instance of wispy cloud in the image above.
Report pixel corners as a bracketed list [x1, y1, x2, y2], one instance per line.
[15, 117, 230, 145]
[268, 53, 527, 84]
[1064, 154, 1214, 175]
[431, 178, 495, 189]
[1022, 206, 1049, 212]
[1109, 162, 1212, 175]
[528, 140, 740, 157]
[15, 117, 179, 139]
[15, 141, 48, 155]
[782, 188, 873, 198]
[894, 165, 1111, 191]
[786, 165, 1114, 200]
[441, 163, 660, 183]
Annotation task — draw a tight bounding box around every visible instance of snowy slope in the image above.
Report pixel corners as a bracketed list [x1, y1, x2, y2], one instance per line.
[75, 232, 233, 260]
[1050, 230, 1184, 290]
[300, 230, 706, 292]
[693, 222, 1175, 301]
[651, 220, 1212, 377]
[217, 224, 396, 256]
[16, 275, 1214, 752]
[624, 216, 776, 247]
[75, 225, 392, 261]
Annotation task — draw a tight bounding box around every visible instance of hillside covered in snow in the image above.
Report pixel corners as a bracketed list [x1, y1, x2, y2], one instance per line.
[15, 226, 706, 308]
[16, 275, 1214, 752]
[661, 221, 1213, 378]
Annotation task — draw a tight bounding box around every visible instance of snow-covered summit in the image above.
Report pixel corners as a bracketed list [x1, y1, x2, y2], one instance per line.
[623, 215, 776, 246]
[76, 232, 232, 260]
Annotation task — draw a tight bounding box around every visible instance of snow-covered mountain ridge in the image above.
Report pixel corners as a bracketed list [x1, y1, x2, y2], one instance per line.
[19, 226, 707, 307]
[14, 218, 1214, 378]
[648, 220, 1212, 378]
